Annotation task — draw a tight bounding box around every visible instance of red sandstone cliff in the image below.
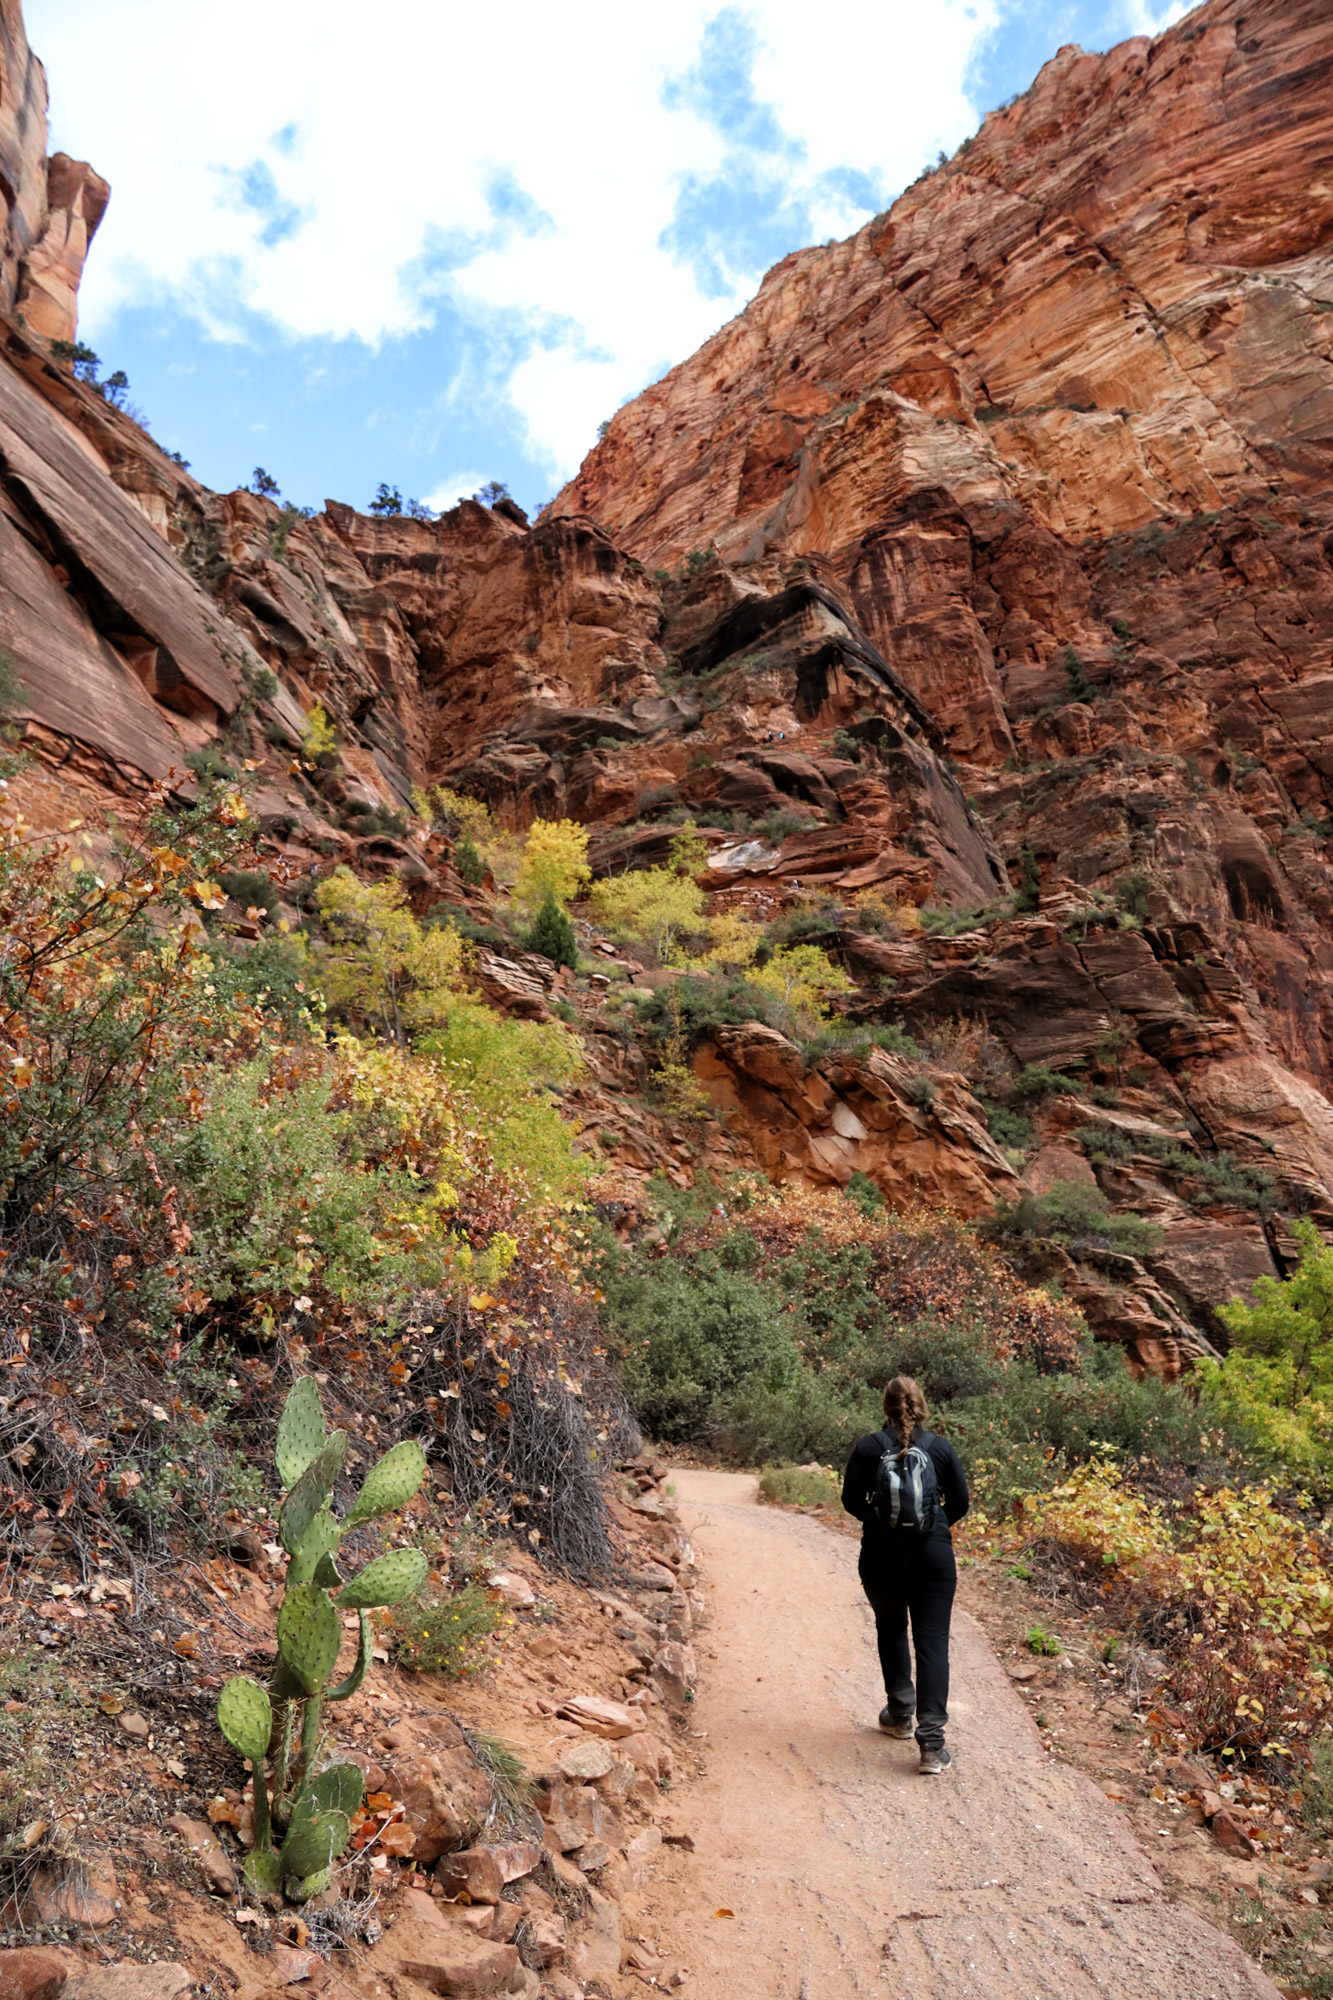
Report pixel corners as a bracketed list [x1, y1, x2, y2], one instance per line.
[2, 0, 1333, 1375]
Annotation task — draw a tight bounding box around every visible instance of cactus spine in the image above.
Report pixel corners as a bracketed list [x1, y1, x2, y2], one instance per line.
[215, 1377, 427, 1900]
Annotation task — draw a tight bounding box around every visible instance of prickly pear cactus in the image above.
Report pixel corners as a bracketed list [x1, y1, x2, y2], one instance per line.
[327, 1608, 372, 1703]
[302, 1763, 364, 1819]
[243, 1847, 283, 1896]
[217, 1677, 272, 1765]
[343, 1439, 427, 1530]
[286, 1507, 341, 1588]
[280, 1430, 348, 1555]
[288, 1864, 333, 1902]
[216, 1389, 431, 1898]
[338, 1547, 428, 1610]
[275, 1377, 326, 1489]
[277, 1584, 341, 1696]
[279, 1807, 350, 1884]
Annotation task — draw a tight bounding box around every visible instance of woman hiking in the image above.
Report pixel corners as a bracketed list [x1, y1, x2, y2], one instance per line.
[841, 1375, 969, 1775]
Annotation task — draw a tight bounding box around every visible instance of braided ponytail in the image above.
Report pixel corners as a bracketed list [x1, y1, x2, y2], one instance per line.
[883, 1374, 929, 1459]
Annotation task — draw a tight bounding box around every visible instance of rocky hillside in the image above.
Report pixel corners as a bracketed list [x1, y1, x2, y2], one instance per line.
[2, 0, 1333, 1376]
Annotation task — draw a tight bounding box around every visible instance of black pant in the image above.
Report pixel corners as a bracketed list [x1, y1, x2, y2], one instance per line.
[859, 1532, 956, 1752]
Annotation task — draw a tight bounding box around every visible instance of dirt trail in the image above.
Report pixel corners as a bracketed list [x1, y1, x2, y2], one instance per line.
[643, 1470, 1279, 2000]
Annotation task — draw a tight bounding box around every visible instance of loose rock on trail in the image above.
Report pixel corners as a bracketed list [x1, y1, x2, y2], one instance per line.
[643, 1471, 1279, 2000]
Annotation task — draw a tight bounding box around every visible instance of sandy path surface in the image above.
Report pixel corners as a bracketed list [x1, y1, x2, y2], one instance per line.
[642, 1469, 1279, 2000]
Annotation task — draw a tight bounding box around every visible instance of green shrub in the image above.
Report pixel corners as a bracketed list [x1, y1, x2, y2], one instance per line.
[753, 807, 815, 843]
[983, 1179, 1164, 1256]
[218, 868, 279, 920]
[419, 1003, 586, 1201]
[1113, 871, 1152, 921]
[1062, 645, 1095, 704]
[186, 742, 238, 782]
[612, 1256, 813, 1442]
[1200, 1220, 1333, 1489]
[1013, 846, 1041, 912]
[845, 1171, 885, 1215]
[758, 1464, 842, 1509]
[634, 971, 784, 1044]
[527, 892, 578, 969]
[391, 1581, 504, 1677]
[179, 1058, 421, 1310]
[985, 1104, 1033, 1151]
[1010, 1065, 1080, 1103]
[803, 1022, 921, 1064]
[455, 831, 487, 887]
[1025, 1625, 1061, 1656]
[0, 649, 27, 716]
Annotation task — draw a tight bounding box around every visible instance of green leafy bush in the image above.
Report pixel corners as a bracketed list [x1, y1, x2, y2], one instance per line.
[845, 1170, 886, 1215]
[983, 1179, 1164, 1256]
[1009, 1065, 1080, 1103]
[218, 868, 279, 920]
[1200, 1221, 1333, 1489]
[985, 1104, 1033, 1150]
[758, 1464, 841, 1509]
[391, 1581, 504, 1677]
[179, 1058, 418, 1310]
[419, 1002, 586, 1200]
[612, 1255, 813, 1443]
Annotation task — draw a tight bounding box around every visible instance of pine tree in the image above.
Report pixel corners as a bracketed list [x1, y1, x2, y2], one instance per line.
[527, 893, 578, 969]
[454, 832, 487, 887]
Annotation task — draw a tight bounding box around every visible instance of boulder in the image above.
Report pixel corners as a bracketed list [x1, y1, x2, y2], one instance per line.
[558, 1696, 638, 1740]
[166, 1812, 237, 1898]
[555, 1737, 616, 1783]
[0, 1950, 66, 2000]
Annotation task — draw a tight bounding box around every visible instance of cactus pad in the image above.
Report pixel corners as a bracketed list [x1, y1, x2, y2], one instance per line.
[306, 1763, 364, 1818]
[278, 1807, 350, 1881]
[287, 1864, 333, 1902]
[287, 1507, 341, 1588]
[338, 1547, 428, 1610]
[277, 1583, 341, 1696]
[217, 1676, 272, 1765]
[343, 1439, 427, 1529]
[242, 1847, 283, 1896]
[279, 1430, 348, 1554]
[275, 1377, 326, 1490]
[327, 1608, 372, 1703]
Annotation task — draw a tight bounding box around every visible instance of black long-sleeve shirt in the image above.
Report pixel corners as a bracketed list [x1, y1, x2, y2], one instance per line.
[842, 1427, 970, 1542]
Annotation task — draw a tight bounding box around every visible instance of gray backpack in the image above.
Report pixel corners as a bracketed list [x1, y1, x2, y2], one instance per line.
[872, 1430, 940, 1531]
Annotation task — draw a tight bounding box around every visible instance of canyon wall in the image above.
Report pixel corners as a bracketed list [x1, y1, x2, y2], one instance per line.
[2, 0, 1333, 1370]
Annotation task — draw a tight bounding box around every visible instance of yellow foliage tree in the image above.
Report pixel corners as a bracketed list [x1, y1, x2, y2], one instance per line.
[667, 819, 709, 878]
[590, 867, 705, 964]
[699, 908, 762, 970]
[301, 703, 338, 761]
[750, 943, 854, 1024]
[312, 868, 465, 1042]
[420, 1003, 587, 1201]
[515, 818, 592, 911]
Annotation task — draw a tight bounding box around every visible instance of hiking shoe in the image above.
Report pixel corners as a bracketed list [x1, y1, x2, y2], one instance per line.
[878, 1706, 915, 1738]
[918, 1746, 952, 1775]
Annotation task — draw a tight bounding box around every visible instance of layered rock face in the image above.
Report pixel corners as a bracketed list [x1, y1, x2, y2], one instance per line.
[3, 0, 1333, 1373]
[0, 1, 107, 342]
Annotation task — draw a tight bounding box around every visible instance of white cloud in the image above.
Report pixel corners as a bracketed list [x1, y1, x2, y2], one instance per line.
[29, 0, 1002, 479]
[423, 470, 489, 514]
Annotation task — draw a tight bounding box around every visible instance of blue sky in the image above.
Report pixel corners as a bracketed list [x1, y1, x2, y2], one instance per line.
[29, 0, 1186, 520]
